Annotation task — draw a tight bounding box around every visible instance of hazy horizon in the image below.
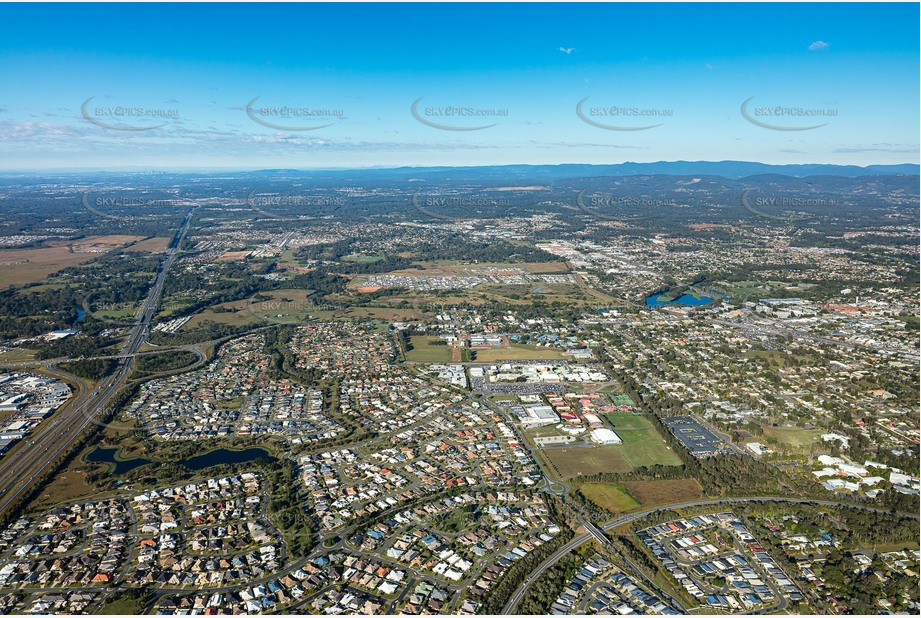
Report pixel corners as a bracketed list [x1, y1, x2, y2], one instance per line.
[1, 3, 918, 170]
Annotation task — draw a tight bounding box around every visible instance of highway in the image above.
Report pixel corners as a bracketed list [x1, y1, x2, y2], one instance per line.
[0, 207, 195, 519]
[501, 495, 919, 614]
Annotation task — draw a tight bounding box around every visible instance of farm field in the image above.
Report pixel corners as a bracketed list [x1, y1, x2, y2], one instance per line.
[1, 248, 97, 287]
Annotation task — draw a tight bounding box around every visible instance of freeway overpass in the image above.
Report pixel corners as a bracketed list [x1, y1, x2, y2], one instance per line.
[0, 207, 196, 519]
[502, 496, 919, 614]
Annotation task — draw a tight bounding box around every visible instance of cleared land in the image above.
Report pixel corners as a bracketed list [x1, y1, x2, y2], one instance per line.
[542, 415, 681, 479]
[603, 413, 683, 468]
[543, 445, 633, 478]
[31, 467, 98, 511]
[580, 483, 640, 514]
[473, 344, 566, 362]
[622, 479, 703, 507]
[125, 236, 171, 253]
[404, 336, 454, 363]
[183, 289, 317, 329]
[0, 235, 152, 287]
[761, 426, 823, 452]
[0, 246, 96, 286]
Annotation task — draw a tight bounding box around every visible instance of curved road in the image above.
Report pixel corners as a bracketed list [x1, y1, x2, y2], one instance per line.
[0, 207, 195, 519]
[502, 495, 918, 614]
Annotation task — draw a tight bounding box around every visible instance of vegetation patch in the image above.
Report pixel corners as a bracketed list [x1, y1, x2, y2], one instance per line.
[580, 483, 640, 514]
[543, 445, 634, 478]
[622, 479, 703, 507]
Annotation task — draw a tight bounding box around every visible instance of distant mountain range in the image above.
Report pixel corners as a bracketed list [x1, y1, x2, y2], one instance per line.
[251, 161, 919, 181]
[4, 161, 917, 183]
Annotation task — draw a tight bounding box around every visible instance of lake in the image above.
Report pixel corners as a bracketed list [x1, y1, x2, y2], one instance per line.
[85, 447, 151, 475]
[181, 447, 275, 470]
[645, 290, 715, 309]
[86, 446, 274, 474]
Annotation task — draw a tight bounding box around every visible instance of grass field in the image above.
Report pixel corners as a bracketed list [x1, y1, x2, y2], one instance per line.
[404, 336, 454, 362]
[183, 289, 318, 329]
[31, 467, 98, 511]
[473, 344, 566, 362]
[580, 483, 640, 514]
[603, 413, 683, 468]
[543, 445, 634, 478]
[125, 236, 171, 253]
[1, 235, 150, 287]
[761, 426, 823, 451]
[622, 479, 703, 507]
[542, 414, 681, 479]
[98, 594, 151, 615]
[0, 247, 99, 287]
[0, 348, 36, 362]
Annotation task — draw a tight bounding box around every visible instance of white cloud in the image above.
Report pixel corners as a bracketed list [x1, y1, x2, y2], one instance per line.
[558, 47, 575, 55]
[808, 40, 829, 51]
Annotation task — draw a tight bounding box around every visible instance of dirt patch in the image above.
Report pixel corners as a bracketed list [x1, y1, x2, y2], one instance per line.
[622, 479, 703, 507]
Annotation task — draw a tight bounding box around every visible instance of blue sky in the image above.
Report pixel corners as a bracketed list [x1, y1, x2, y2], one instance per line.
[0, 2, 917, 170]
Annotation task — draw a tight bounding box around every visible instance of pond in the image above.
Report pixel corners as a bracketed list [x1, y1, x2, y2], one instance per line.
[181, 447, 275, 471]
[646, 288, 727, 309]
[85, 447, 152, 475]
[86, 446, 274, 474]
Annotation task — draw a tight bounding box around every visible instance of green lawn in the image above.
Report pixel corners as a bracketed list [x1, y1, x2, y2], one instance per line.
[543, 445, 634, 478]
[404, 336, 454, 362]
[542, 414, 681, 479]
[580, 483, 640, 514]
[761, 426, 823, 451]
[603, 413, 683, 468]
[473, 344, 566, 362]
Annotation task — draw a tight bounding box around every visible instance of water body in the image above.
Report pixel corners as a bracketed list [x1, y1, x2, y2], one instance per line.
[87, 446, 274, 475]
[181, 447, 274, 471]
[646, 290, 715, 309]
[75, 307, 86, 322]
[86, 447, 151, 475]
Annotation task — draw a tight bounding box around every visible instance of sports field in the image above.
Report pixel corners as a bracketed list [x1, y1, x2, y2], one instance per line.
[603, 413, 683, 468]
[761, 426, 823, 452]
[542, 414, 681, 479]
[542, 445, 633, 478]
[404, 336, 454, 362]
[473, 344, 565, 362]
